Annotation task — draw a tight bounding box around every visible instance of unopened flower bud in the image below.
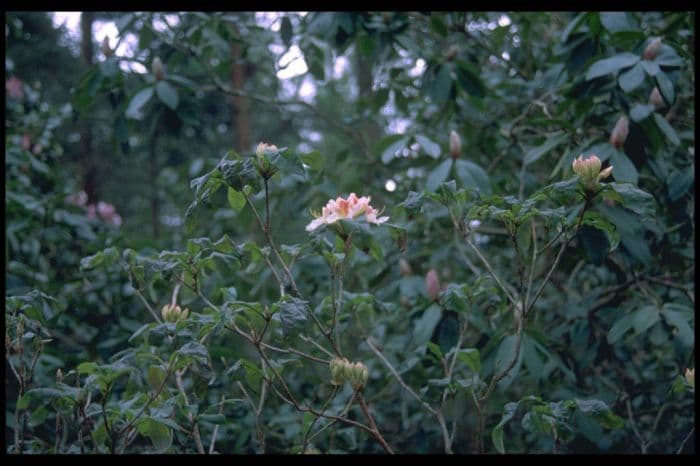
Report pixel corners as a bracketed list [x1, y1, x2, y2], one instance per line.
[256, 142, 278, 157]
[643, 37, 662, 61]
[426, 269, 441, 301]
[609, 116, 629, 148]
[152, 57, 165, 81]
[686, 368, 695, 389]
[572, 154, 612, 190]
[399, 258, 413, 277]
[348, 361, 369, 390]
[649, 87, 664, 109]
[101, 37, 113, 58]
[161, 304, 189, 323]
[449, 130, 462, 159]
[56, 368, 64, 384]
[597, 166, 613, 181]
[329, 357, 349, 386]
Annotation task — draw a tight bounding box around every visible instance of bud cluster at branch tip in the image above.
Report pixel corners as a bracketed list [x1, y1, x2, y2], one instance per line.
[161, 303, 189, 323]
[572, 154, 613, 190]
[329, 357, 369, 389]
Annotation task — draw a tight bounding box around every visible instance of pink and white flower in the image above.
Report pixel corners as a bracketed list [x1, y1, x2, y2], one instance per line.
[306, 192, 389, 232]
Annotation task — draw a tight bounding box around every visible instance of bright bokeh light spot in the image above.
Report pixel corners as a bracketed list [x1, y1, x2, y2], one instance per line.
[299, 77, 316, 102]
[409, 58, 426, 77]
[277, 45, 308, 79]
[52, 12, 81, 38]
[498, 15, 512, 27]
[333, 56, 348, 79]
[385, 179, 397, 192]
[501, 51, 510, 61]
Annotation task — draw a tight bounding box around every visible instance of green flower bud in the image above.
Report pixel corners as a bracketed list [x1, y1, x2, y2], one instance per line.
[152, 57, 165, 81]
[349, 361, 369, 390]
[101, 37, 113, 58]
[330, 357, 349, 386]
[161, 304, 189, 323]
[572, 154, 612, 190]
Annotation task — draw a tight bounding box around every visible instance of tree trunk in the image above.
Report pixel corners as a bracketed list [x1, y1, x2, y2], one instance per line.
[149, 133, 160, 238]
[80, 12, 97, 204]
[230, 41, 251, 153]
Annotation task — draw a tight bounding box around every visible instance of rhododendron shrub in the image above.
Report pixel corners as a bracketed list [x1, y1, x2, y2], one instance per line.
[7, 12, 693, 455]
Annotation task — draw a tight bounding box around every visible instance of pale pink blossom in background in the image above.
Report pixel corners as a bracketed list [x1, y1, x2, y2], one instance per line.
[306, 192, 389, 232]
[86, 204, 97, 220]
[65, 190, 88, 207]
[21, 134, 31, 150]
[6, 76, 23, 99]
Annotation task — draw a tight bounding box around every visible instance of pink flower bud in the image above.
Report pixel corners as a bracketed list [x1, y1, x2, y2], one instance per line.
[649, 87, 664, 109]
[425, 269, 441, 301]
[643, 37, 662, 61]
[609, 116, 629, 148]
[21, 134, 31, 150]
[449, 130, 462, 159]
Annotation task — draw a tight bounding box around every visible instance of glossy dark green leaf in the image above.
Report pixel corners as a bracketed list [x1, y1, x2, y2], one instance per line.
[653, 113, 680, 145]
[156, 81, 179, 110]
[586, 53, 639, 80]
[618, 63, 645, 92]
[125, 86, 154, 119]
[426, 159, 453, 192]
[610, 149, 638, 185]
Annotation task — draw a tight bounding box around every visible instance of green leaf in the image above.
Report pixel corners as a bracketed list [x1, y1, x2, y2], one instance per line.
[455, 159, 491, 193]
[632, 305, 660, 335]
[666, 169, 694, 201]
[278, 296, 309, 336]
[429, 64, 453, 106]
[227, 187, 246, 212]
[610, 149, 638, 185]
[156, 81, 179, 110]
[492, 401, 520, 454]
[582, 211, 620, 251]
[413, 303, 442, 347]
[455, 60, 486, 98]
[655, 71, 674, 105]
[426, 159, 453, 192]
[429, 15, 448, 37]
[607, 313, 633, 344]
[305, 42, 325, 81]
[415, 134, 441, 159]
[146, 365, 167, 390]
[600, 12, 636, 32]
[609, 183, 655, 217]
[618, 63, 645, 92]
[629, 104, 654, 122]
[458, 348, 481, 373]
[653, 113, 680, 145]
[379, 135, 408, 164]
[660, 305, 694, 347]
[280, 16, 293, 47]
[137, 417, 173, 452]
[524, 133, 568, 165]
[300, 150, 325, 172]
[126, 86, 154, 119]
[586, 52, 640, 80]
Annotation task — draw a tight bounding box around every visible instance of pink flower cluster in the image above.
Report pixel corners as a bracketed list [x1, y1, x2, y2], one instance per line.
[306, 193, 389, 232]
[65, 191, 122, 227]
[6, 77, 23, 100]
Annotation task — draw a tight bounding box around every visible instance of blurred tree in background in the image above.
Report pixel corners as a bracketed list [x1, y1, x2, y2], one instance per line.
[5, 11, 695, 454]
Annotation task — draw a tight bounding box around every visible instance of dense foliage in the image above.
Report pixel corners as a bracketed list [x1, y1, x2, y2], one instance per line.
[5, 11, 695, 454]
